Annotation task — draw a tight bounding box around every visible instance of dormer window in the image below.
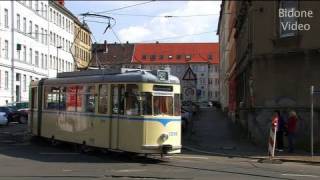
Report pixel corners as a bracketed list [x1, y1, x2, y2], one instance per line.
[168, 55, 173, 59]
[142, 55, 146, 60]
[159, 55, 164, 60]
[176, 55, 181, 59]
[208, 54, 213, 60]
[150, 55, 156, 60]
[185, 55, 191, 60]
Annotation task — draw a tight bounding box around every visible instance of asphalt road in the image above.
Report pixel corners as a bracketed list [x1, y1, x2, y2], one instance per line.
[0, 123, 320, 180]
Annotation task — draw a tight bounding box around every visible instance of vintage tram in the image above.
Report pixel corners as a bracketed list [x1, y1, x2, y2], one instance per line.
[29, 68, 181, 154]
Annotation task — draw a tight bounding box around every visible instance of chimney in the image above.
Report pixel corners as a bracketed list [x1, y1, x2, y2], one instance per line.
[104, 40, 108, 54]
[126, 41, 129, 44]
[56, 0, 65, 6]
[156, 41, 159, 44]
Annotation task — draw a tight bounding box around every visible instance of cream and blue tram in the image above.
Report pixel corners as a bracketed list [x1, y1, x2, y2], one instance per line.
[29, 68, 181, 154]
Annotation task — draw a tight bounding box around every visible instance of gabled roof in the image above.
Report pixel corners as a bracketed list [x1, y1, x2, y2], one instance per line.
[132, 43, 219, 64]
[90, 43, 134, 67]
[182, 66, 197, 81]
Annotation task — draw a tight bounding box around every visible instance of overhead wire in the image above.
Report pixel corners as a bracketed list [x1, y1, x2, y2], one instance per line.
[92, 1, 155, 14]
[139, 30, 217, 43]
[101, 12, 220, 18]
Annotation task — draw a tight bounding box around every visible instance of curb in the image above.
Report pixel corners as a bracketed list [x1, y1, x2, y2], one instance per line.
[182, 145, 320, 165]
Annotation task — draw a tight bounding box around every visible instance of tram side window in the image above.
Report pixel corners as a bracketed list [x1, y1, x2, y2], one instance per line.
[153, 96, 173, 116]
[66, 86, 77, 112]
[45, 86, 60, 110]
[84, 85, 96, 113]
[59, 87, 66, 111]
[142, 92, 152, 115]
[125, 84, 139, 116]
[98, 84, 108, 114]
[31, 87, 38, 109]
[174, 94, 181, 116]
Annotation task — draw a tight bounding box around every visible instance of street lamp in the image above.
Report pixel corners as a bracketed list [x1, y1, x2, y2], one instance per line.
[56, 46, 62, 75]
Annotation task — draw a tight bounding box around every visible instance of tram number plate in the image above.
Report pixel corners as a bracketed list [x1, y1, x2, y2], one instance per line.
[168, 132, 178, 136]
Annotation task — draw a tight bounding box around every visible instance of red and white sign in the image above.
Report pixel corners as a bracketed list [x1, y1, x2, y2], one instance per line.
[268, 116, 278, 158]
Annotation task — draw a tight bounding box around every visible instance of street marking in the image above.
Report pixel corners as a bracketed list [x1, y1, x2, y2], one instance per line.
[282, 174, 319, 178]
[170, 155, 209, 160]
[62, 169, 73, 172]
[40, 152, 80, 155]
[116, 169, 146, 173]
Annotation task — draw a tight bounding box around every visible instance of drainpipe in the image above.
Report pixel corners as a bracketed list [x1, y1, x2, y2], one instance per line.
[11, 0, 15, 103]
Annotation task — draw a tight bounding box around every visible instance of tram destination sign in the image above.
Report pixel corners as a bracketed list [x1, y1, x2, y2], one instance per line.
[153, 85, 173, 92]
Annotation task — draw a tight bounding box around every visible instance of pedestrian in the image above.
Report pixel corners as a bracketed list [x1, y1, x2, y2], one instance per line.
[286, 110, 298, 153]
[275, 110, 285, 151]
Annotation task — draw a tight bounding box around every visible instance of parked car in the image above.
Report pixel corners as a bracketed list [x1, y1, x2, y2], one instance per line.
[7, 102, 29, 124]
[211, 101, 221, 109]
[0, 112, 8, 125]
[0, 106, 25, 124]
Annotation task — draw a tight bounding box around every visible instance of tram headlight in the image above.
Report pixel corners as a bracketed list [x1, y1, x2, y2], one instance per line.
[160, 133, 169, 142]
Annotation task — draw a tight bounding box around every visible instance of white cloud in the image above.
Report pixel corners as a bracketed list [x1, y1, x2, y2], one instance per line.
[118, 1, 221, 43]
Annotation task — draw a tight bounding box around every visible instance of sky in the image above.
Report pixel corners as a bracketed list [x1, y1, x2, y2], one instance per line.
[65, 1, 221, 44]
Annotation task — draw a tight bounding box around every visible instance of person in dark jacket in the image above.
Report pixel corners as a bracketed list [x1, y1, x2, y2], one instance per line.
[275, 110, 285, 151]
[286, 111, 298, 153]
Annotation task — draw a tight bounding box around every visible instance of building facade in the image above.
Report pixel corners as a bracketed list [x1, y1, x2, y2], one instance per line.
[132, 43, 220, 103]
[74, 20, 91, 69]
[0, 0, 80, 106]
[218, 1, 320, 148]
[217, 0, 237, 118]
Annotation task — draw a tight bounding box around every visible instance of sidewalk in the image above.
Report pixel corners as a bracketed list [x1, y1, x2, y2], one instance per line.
[182, 108, 320, 164]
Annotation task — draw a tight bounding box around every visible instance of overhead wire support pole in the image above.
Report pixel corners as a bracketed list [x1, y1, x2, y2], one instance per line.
[311, 85, 314, 157]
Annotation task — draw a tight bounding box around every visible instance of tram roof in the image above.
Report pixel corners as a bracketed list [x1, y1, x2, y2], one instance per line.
[41, 68, 180, 85]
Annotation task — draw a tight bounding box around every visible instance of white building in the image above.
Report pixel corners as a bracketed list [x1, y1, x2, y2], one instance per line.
[0, 0, 76, 106]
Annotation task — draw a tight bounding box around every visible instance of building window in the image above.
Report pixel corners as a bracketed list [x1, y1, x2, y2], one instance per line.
[50, 8, 52, 22]
[208, 78, 212, 85]
[17, 44, 20, 60]
[215, 91, 218, 98]
[16, 14, 20, 31]
[35, 51, 39, 67]
[49, 55, 52, 69]
[29, 48, 32, 64]
[185, 55, 191, 60]
[44, 5, 47, 19]
[279, 0, 298, 38]
[4, 71, 9, 89]
[35, 0, 39, 12]
[41, 28, 44, 43]
[16, 73, 20, 82]
[45, 55, 47, 69]
[41, 53, 44, 68]
[23, 46, 26, 62]
[150, 55, 156, 60]
[23, 17, 26, 33]
[4, 40, 8, 59]
[23, 75, 26, 92]
[44, 30, 47, 44]
[215, 78, 219, 85]
[176, 55, 181, 59]
[168, 55, 173, 59]
[40, 2, 44, 17]
[29, 21, 32, 36]
[35, 25, 39, 40]
[4, 9, 8, 28]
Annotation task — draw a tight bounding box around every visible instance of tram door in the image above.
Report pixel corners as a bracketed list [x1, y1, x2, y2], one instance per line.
[30, 87, 38, 135]
[110, 84, 125, 149]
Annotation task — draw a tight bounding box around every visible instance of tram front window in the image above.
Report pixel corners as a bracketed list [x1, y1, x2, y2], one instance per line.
[153, 96, 173, 116]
